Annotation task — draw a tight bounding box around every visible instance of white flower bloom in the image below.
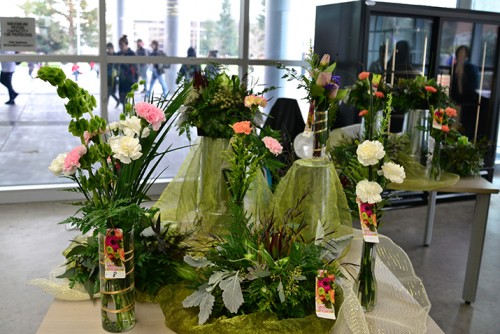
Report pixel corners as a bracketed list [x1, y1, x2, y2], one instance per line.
[109, 135, 143, 164]
[356, 140, 385, 166]
[356, 179, 383, 204]
[378, 162, 406, 183]
[107, 122, 120, 131]
[48, 153, 67, 176]
[120, 116, 143, 137]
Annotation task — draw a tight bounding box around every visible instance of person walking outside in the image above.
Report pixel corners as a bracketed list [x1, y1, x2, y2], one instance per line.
[136, 39, 149, 93]
[106, 42, 120, 108]
[147, 40, 169, 98]
[1, 51, 19, 105]
[116, 35, 138, 112]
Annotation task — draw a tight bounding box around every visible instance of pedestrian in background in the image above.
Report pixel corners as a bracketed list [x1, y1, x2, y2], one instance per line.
[136, 38, 149, 93]
[1, 51, 19, 105]
[147, 40, 169, 98]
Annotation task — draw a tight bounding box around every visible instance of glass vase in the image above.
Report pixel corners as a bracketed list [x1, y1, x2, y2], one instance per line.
[312, 107, 328, 158]
[357, 241, 377, 312]
[359, 110, 384, 141]
[427, 138, 442, 181]
[197, 136, 231, 233]
[402, 109, 430, 165]
[99, 228, 136, 333]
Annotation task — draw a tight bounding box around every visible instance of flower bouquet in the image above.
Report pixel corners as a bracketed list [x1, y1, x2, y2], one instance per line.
[279, 47, 346, 158]
[332, 71, 407, 311]
[38, 66, 192, 332]
[177, 67, 273, 140]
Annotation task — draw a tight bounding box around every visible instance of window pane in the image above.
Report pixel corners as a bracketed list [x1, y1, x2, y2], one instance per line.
[250, 0, 315, 60]
[5, 0, 99, 55]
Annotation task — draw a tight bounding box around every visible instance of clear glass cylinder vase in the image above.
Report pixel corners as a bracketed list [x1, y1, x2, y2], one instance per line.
[402, 109, 430, 165]
[359, 110, 384, 141]
[357, 241, 377, 312]
[197, 136, 231, 233]
[427, 138, 442, 181]
[99, 228, 136, 333]
[312, 107, 328, 158]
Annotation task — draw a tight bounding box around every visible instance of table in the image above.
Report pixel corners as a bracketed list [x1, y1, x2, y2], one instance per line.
[423, 176, 499, 303]
[37, 301, 175, 334]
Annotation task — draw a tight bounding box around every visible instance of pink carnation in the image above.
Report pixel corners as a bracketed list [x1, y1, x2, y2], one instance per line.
[262, 136, 283, 156]
[135, 101, 166, 131]
[232, 121, 252, 135]
[83, 131, 93, 145]
[63, 145, 87, 176]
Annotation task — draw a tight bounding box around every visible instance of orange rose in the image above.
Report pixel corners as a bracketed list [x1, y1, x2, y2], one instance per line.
[441, 125, 450, 133]
[358, 109, 368, 117]
[232, 121, 252, 135]
[374, 91, 385, 98]
[425, 85, 437, 93]
[358, 71, 370, 80]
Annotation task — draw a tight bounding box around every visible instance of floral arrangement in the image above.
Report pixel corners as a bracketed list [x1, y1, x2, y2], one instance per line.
[37, 66, 194, 330]
[279, 47, 346, 157]
[181, 193, 344, 326]
[222, 96, 283, 206]
[440, 132, 487, 176]
[178, 67, 273, 140]
[392, 76, 451, 111]
[345, 71, 392, 118]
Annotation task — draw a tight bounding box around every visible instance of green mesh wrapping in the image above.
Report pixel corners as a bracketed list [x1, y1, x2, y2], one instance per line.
[154, 137, 273, 234]
[158, 284, 334, 334]
[270, 158, 353, 241]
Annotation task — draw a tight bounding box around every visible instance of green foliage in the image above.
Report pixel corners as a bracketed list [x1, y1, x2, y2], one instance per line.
[182, 194, 343, 324]
[392, 76, 452, 111]
[178, 68, 274, 140]
[38, 66, 191, 233]
[441, 131, 487, 176]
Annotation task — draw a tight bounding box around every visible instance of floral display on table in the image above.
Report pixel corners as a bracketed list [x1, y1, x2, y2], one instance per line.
[38, 66, 193, 332]
[333, 71, 407, 312]
[179, 193, 346, 330]
[279, 47, 346, 158]
[440, 132, 487, 177]
[177, 67, 273, 140]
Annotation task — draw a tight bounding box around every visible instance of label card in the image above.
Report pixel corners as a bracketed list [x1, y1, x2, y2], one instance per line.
[104, 228, 126, 279]
[357, 199, 380, 243]
[315, 269, 336, 320]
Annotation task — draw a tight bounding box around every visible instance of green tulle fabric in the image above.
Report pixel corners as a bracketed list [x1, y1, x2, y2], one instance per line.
[154, 137, 273, 234]
[270, 158, 353, 241]
[157, 284, 334, 334]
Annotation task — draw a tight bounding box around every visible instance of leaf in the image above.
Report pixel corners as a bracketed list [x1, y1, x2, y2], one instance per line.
[321, 234, 354, 261]
[183, 255, 212, 268]
[277, 281, 285, 303]
[208, 270, 231, 287]
[219, 271, 244, 314]
[182, 284, 215, 325]
[314, 219, 325, 245]
[246, 266, 270, 280]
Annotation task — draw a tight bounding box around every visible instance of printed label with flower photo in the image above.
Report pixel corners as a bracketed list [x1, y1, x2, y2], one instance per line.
[357, 199, 380, 243]
[315, 269, 336, 320]
[104, 228, 126, 279]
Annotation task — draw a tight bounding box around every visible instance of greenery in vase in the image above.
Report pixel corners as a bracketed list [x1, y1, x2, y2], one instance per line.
[440, 131, 487, 176]
[182, 193, 347, 325]
[223, 96, 283, 206]
[278, 46, 347, 128]
[38, 67, 194, 300]
[392, 76, 451, 112]
[332, 72, 407, 221]
[177, 66, 274, 140]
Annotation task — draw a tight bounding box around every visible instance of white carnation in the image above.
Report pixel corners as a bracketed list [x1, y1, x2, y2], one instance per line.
[108, 121, 120, 132]
[120, 116, 143, 137]
[378, 162, 406, 183]
[356, 179, 383, 204]
[109, 135, 143, 164]
[356, 140, 385, 166]
[48, 153, 67, 176]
